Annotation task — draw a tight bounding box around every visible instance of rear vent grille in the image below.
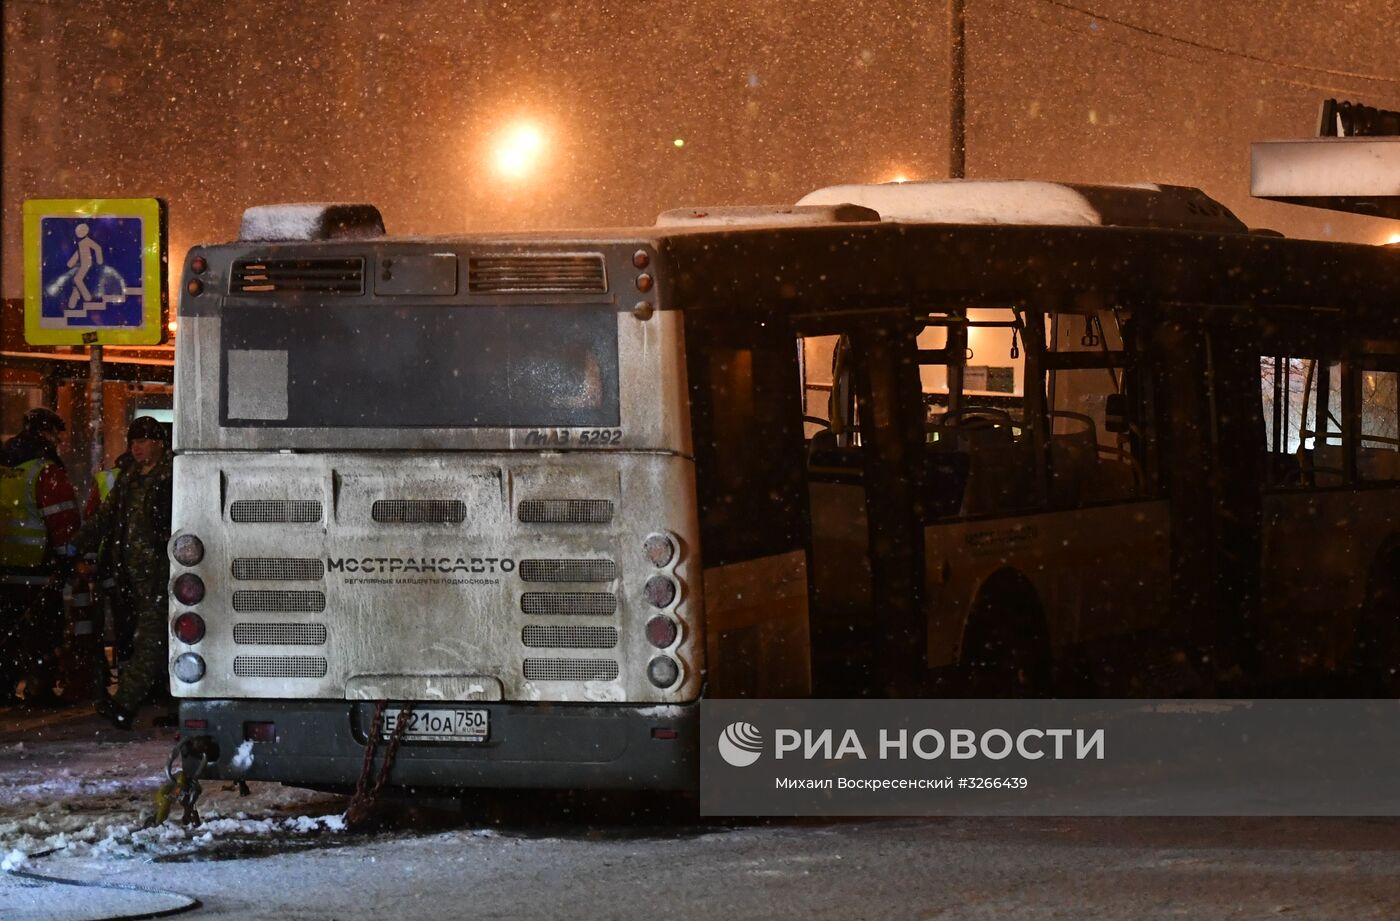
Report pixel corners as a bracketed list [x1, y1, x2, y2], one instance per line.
[519, 560, 617, 583]
[522, 625, 619, 649]
[231, 257, 365, 295]
[229, 500, 322, 524]
[232, 590, 326, 613]
[517, 499, 614, 524]
[523, 658, 619, 682]
[233, 623, 328, 646]
[233, 655, 328, 678]
[232, 559, 325, 581]
[371, 499, 467, 524]
[520, 592, 617, 616]
[468, 254, 607, 293]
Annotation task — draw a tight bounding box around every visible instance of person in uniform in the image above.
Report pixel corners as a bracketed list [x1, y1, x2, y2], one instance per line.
[84, 451, 137, 664]
[77, 417, 172, 729]
[1, 408, 81, 703]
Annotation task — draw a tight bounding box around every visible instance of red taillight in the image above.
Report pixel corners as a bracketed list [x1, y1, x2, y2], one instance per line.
[184, 719, 208, 730]
[651, 727, 678, 740]
[635, 273, 654, 293]
[645, 615, 678, 649]
[244, 722, 277, 742]
[644, 575, 677, 608]
[172, 573, 205, 606]
[190, 255, 207, 274]
[173, 612, 205, 644]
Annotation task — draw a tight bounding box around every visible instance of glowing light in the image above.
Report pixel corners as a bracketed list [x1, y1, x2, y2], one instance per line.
[1385, 232, 1400, 246]
[886, 173, 912, 184]
[167, 320, 178, 334]
[492, 122, 547, 180]
[673, 137, 685, 148]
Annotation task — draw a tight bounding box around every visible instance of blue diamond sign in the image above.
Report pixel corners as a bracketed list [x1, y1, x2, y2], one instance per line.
[23, 198, 168, 345]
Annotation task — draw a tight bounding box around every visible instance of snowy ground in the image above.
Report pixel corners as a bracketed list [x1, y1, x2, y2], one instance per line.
[4, 705, 1400, 920]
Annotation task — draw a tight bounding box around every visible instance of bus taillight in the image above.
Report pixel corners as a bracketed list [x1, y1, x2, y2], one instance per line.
[644, 575, 677, 609]
[172, 573, 205, 606]
[173, 653, 206, 684]
[643, 532, 676, 567]
[647, 656, 680, 688]
[174, 612, 206, 644]
[171, 534, 204, 566]
[645, 615, 678, 649]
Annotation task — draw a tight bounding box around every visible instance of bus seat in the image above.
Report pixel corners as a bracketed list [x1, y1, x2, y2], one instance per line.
[1082, 453, 1138, 503]
[922, 448, 969, 517]
[959, 438, 1036, 517]
[1049, 430, 1097, 506]
[806, 431, 863, 481]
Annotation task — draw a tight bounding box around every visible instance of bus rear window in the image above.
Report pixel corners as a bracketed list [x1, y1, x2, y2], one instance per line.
[220, 303, 620, 428]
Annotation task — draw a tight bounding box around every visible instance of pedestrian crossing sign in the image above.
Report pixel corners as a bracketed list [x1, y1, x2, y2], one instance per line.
[23, 198, 168, 346]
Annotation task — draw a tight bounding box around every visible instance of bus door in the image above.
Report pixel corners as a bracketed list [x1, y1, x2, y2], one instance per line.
[913, 303, 1174, 695]
[1257, 326, 1400, 683]
[798, 314, 927, 697]
[686, 317, 814, 698]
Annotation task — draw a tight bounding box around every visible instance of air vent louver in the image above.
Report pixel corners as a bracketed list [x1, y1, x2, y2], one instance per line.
[371, 500, 467, 524]
[522, 625, 619, 649]
[232, 590, 327, 613]
[519, 560, 617, 583]
[234, 655, 328, 678]
[520, 592, 618, 616]
[234, 623, 328, 645]
[517, 499, 614, 524]
[229, 500, 322, 524]
[232, 559, 325, 581]
[523, 658, 619, 681]
[468, 254, 607, 293]
[231, 257, 365, 295]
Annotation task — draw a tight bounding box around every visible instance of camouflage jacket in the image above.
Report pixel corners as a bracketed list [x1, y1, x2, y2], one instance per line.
[75, 452, 173, 583]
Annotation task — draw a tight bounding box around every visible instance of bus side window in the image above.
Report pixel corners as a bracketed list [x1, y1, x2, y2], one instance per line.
[798, 334, 851, 458]
[1260, 356, 1307, 487]
[1044, 310, 1141, 505]
[919, 307, 1036, 518]
[690, 341, 807, 565]
[1270, 358, 1344, 488]
[1358, 366, 1400, 482]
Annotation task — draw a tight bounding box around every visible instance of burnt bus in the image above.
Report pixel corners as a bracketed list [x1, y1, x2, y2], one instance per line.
[169, 186, 1400, 791]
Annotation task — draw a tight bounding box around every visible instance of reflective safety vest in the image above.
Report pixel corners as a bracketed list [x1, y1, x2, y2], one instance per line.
[1, 459, 50, 568]
[95, 468, 120, 503]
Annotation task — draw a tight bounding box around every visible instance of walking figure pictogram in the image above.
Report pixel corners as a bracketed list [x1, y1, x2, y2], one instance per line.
[66, 223, 105, 312]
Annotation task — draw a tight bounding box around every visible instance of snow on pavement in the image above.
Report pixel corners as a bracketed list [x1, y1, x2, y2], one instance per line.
[0, 706, 347, 870]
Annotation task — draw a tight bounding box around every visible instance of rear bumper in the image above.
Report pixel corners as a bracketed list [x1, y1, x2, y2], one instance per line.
[179, 698, 699, 791]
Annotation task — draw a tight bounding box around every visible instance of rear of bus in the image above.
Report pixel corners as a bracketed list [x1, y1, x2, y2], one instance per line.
[170, 205, 702, 791]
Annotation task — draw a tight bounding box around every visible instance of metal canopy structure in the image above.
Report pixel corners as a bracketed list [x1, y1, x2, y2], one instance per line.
[1251, 137, 1400, 219]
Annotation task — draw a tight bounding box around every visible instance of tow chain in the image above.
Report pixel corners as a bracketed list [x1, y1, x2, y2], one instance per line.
[147, 738, 211, 828]
[344, 700, 413, 827]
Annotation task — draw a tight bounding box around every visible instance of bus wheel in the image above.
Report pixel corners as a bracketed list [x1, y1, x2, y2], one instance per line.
[960, 570, 1052, 698]
[1352, 542, 1400, 695]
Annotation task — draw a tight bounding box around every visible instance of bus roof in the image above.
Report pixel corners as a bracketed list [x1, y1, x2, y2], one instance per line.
[797, 180, 1249, 234]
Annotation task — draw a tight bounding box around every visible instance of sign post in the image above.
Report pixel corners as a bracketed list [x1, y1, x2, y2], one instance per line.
[22, 198, 168, 475]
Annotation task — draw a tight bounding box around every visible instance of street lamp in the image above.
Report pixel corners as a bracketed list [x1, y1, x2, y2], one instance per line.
[492, 122, 547, 180]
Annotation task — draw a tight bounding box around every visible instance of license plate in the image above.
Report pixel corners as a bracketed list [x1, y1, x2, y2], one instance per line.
[381, 707, 489, 742]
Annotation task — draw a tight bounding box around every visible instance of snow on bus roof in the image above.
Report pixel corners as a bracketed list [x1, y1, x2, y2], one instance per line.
[797, 180, 1248, 233]
[240, 203, 385, 242]
[655, 203, 880, 227]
